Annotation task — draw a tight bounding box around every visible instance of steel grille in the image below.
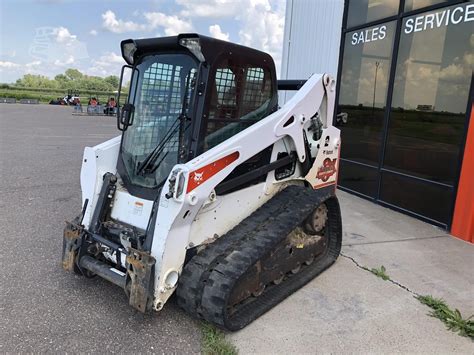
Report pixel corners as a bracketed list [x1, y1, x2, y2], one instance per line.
[205, 65, 272, 150]
[242, 67, 270, 116]
[130, 64, 195, 156]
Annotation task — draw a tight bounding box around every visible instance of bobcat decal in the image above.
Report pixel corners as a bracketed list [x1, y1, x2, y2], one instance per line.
[193, 171, 204, 183]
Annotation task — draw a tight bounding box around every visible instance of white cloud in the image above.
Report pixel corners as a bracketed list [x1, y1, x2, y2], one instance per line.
[53, 55, 75, 67]
[176, 0, 285, 72]
[89, 29, 98, 36]
[144, 12, 193, 36]
[209, 24, 229, 41]
[0, 60, 41, 78]
[53, 26, 77, 43]
[177, 0, 241, 18]
[101, 10, 193, 36]
[0, 61, 20, 69]
[25, 60, 42, 68]
[87, 52, 124, 76]
[237, 0, 286, 73]
[102, 10, 145, 33]
[24, 60, 43, 74]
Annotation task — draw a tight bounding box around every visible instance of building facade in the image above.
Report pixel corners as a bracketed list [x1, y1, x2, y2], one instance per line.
[281, 0, 474, 242]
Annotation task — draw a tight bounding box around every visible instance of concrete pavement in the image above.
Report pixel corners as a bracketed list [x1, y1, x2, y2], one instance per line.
[229, 191, 474, 353]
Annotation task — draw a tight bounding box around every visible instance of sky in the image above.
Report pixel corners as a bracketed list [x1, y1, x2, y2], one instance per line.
[0, 0, 286, 83]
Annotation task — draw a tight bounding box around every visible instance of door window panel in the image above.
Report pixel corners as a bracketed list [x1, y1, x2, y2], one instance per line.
[380, 172, 452, 224]
[347, 0, 399, 28]
[338, 160, 379, 197]
[338, 21, 396, 166]
[384, 3, 474, 184]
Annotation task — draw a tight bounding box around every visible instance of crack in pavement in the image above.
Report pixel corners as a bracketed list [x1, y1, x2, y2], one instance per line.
[340, 253, 420, 297]
[342, 234, 448, 247]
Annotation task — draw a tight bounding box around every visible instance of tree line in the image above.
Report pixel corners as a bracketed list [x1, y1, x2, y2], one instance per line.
[8, 68, 120, 92]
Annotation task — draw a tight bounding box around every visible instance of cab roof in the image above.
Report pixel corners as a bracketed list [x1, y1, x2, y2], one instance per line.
[120, 33, 275, 70]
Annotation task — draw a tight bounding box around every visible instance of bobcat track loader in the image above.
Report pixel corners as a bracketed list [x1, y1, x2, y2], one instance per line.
[62, 34, 342, 331]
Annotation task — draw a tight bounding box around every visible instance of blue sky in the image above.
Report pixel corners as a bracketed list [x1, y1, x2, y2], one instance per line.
[0, 0, 286, 83]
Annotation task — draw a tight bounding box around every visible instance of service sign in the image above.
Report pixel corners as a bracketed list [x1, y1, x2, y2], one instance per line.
[350, 3, 473, 46]
[404, 3, 473, 34]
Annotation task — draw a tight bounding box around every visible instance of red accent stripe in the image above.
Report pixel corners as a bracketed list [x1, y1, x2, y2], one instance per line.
[335, 140, 341, 188]
[452, 104, 474, 243]
[186, 152, 240, 193]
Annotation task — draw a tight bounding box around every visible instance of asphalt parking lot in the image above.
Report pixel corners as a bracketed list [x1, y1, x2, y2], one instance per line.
[0, 104, 201, 353]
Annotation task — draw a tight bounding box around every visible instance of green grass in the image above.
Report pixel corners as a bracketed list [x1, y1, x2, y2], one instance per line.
[201, 322, 238, 355]
[368, 265, 390, 281]
[416, 295, 474, 338]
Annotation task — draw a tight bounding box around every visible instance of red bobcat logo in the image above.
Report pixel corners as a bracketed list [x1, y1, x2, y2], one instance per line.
[316, 158, 337, 182]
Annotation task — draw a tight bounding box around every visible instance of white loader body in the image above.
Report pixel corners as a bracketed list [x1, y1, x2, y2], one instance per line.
[78, 73, 341, 311]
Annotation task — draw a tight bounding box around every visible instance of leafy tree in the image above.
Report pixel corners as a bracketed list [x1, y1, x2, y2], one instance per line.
[103, 75, 119, 89]
[65, 68, 83, 81]
[11, 68, 121, 93]
[15, 74, 58, 89]
[54, 74, 69, 83]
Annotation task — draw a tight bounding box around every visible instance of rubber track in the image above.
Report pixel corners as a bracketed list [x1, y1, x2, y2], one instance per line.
[176, 187, 297, 316]
[176, 185, 342, 330]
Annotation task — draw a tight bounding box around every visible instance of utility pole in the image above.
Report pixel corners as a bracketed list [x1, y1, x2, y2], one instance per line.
[373, 61, 380, 114]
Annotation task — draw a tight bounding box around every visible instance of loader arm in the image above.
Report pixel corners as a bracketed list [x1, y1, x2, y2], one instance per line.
[151, 73, 340, 309]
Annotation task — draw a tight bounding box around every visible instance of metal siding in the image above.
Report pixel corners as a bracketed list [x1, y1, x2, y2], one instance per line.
[280, 0, 344, 102]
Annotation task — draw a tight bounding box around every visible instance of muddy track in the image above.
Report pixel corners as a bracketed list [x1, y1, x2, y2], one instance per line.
[176, 185, 342, 330]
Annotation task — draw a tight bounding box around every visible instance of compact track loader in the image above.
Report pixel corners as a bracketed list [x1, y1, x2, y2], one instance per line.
[62, 34, 342, 330]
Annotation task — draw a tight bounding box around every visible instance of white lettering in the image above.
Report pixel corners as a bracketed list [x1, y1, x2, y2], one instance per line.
[403, 5, 471, 36]
[424, 14, 435, 30]
[435, 11, 446, 27]
[451, 7, 463, 24]
[364, 29, 371, 42]
[405, 18, 414, 34]
[371, 27, 379, 41]
[351, 26, 389, 45]
[414, 16, 423, 32]
[465, 4, 474, 22]
[351, 32, 357, 45]
[379, 25, 386, 40]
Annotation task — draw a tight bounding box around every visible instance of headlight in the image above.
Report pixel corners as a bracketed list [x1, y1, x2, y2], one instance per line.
[179, 37, 205, 62]
[122, 41, 137, 65]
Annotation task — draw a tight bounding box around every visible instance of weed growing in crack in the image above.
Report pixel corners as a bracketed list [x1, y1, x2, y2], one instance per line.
[416, 295, 474, 338]
[369, 265, 390, 281]
[201, 322, 238, 355]
[341, 254, 473, 339]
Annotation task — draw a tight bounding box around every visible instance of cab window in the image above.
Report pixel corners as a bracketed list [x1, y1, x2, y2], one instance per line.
[204, 59, 273, 150]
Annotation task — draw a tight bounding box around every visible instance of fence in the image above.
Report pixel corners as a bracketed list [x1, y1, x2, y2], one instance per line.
[0, 87, 128, 104]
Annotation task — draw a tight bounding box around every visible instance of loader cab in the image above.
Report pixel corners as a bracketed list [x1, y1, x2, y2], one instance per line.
[117, 34, 278, 199]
